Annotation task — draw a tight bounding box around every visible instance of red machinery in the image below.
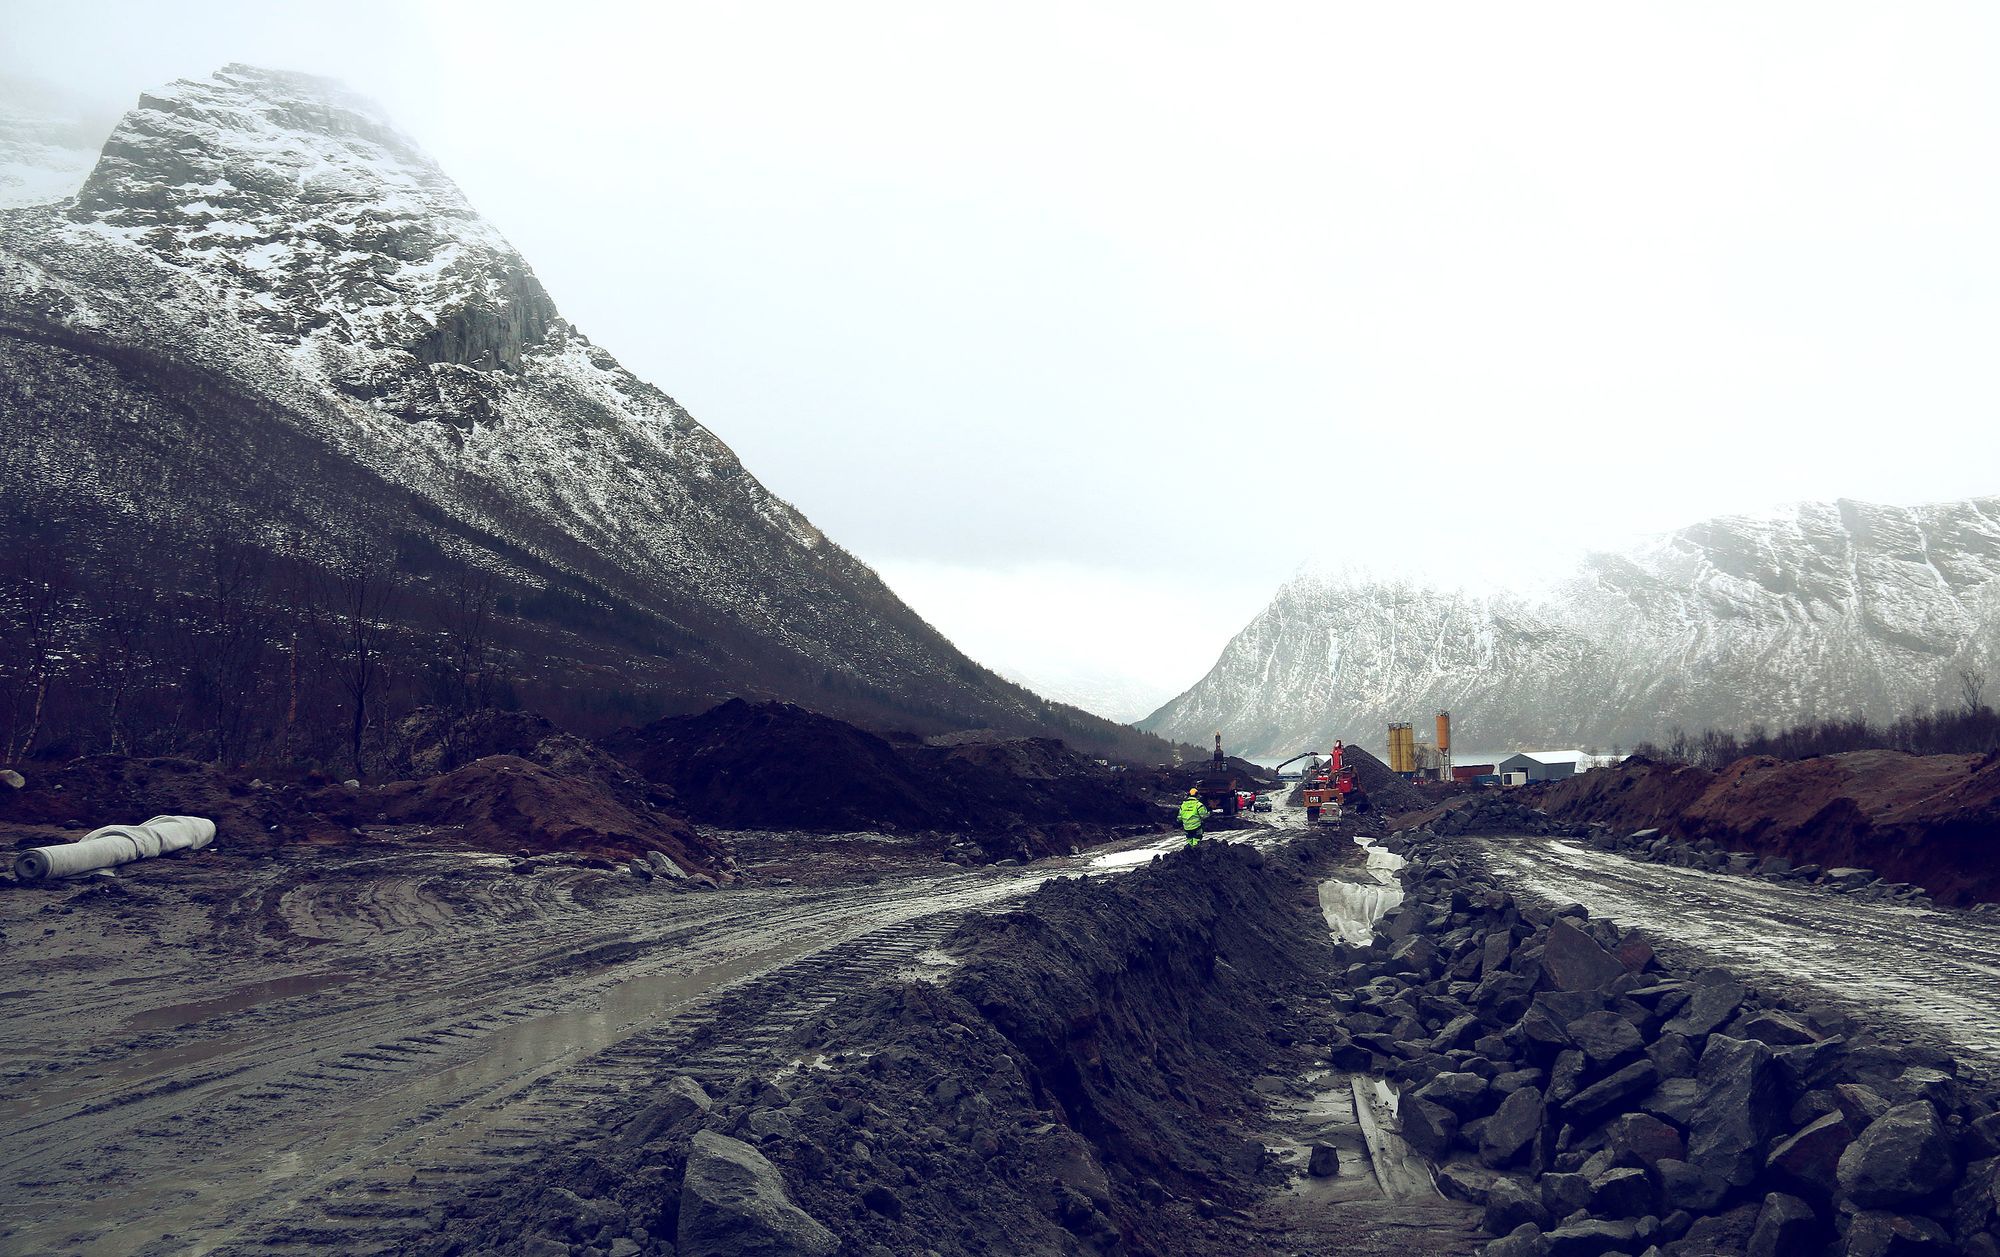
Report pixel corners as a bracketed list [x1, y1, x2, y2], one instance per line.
[1301, 740, 1361, 823]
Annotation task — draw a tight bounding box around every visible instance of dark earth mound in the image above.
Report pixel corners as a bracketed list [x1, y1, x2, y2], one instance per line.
[374, 755, 715, 871]
[0, 755, 272, 847]
[422, 834, 1358, 1257]
[1536, 750, 2000, 905]
[601, 699, 1166, 853]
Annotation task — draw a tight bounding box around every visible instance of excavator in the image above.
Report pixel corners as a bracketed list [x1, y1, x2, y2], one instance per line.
[1300, 741, 1365, 823]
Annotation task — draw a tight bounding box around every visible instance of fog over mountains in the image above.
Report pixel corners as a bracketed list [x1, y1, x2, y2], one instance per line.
[1142, 497, 2000, 759]
[0, 65, 1160, 757]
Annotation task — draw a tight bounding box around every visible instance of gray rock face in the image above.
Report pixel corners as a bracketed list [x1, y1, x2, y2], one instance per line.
[678, 1130, 839, 1257]
[1839, 1209, 1956, 1257]
[1564, 1011, 1644, 1065]
[1688, 1035, 1785, 1189]
[1563, 1060, 1658, 1128]
[1662, 980, 1745, 1040]
[1142, 497, 2000, 755]
[1747, 1191, 1818, 1257]
[1538, 919, 1630, 993]
[1765, 1111, 1855, 1200]
[1837, 1102, 1957, 1209]
[1481, 1085, 1548, 1168]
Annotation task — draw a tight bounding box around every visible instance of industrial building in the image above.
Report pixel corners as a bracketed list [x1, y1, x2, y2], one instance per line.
[1496, 750, 1601, 784]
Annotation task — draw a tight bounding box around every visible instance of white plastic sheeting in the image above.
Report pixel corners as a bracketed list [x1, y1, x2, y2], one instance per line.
[12, 815, 215, 883]
[1318, 837, 1408, 947]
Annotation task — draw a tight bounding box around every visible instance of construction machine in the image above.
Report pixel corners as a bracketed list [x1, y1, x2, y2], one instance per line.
[1194, 733, 1241, 818]
[1302, 740, 1366, 823]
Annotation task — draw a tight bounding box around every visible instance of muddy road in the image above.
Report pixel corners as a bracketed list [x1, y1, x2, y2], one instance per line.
[0, 836, 1112, 1255]
[1473, 833, 2000, 1078]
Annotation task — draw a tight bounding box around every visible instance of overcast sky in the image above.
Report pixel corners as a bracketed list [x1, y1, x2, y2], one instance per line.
[6, 2, 1997, 718]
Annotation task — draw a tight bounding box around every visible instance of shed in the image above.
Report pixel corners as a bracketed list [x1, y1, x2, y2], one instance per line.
[1496, 750, 1597, 783]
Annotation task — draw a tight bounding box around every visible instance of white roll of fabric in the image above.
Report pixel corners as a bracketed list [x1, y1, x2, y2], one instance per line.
[12, 815, 216, 883]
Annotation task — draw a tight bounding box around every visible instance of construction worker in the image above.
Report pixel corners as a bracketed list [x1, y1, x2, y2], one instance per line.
[1178, 787, 1210, 849]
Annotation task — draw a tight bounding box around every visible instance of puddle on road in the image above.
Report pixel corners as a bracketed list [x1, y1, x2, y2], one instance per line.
[124, 971, 358, 1032]
[1318, 838, 1406, 947]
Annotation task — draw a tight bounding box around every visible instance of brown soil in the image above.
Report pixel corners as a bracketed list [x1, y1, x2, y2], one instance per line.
[1536, 749, 2000, 905]
[374, 755, 714, 868]
[602, 698, 1165, 854]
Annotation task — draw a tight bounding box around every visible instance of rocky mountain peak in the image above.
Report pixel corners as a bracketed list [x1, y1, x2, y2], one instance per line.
[61, 63, 555, 410]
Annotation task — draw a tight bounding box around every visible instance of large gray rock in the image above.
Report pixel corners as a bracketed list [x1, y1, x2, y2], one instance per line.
[1662, 979, 1746, 1040]
[618, 1075, 714, 1149]
[1482, 1085, 1548, 1169]
[1563, 1060, 1658, 1128]
[1541, 918, 1629, 992]
[1586, 1165, 1654, 1219]
[1564, 1010, 1644, 1066]
[1765, 1111, 1855, 1200]
[1688, 1035, 1784, 1188]
[1839, 1210, 1956, 1257]
[1416, 1071, 1491, 1117]
[1747, 1191, 1819, 1257]
[1602, 1111, 1684, 1171]
[1401, 1095, 1459, 1159]
[1542, 1218, 1637, 1257]
[678, 1130, 839, 1257]
[1837, 1102, 1957, 1209]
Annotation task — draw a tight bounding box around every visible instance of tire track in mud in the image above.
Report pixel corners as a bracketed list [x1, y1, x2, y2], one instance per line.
[0, 864, 1045, 1257]
[1473, 833, 2000, 1077]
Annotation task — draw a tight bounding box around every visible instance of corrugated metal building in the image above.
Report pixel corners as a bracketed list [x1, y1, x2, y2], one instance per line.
[1496, 751, 1597, 783]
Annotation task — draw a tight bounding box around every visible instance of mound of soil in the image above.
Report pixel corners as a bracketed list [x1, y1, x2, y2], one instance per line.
[1537, 749, 2000, 905]
[0, 755, 272, 848]
[602, 699, 1166, 852]
[425, 833, 1356, 1257]
[374, 755, 716, 870]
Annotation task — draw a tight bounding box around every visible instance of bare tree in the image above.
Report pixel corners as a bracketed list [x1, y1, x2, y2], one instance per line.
[1961, 669, 1988, 715]
[0, 535, 79, 762]
[431, 565, 501, 712]
[305, 541, 402, 777]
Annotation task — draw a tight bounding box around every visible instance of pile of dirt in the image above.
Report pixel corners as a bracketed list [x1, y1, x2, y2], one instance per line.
[1340, 742, 1432, 816]
[0, 755, 273, 848]
[373, 755, 717, 871]
[424, 834, 1357, 1257]
[602, 699, 1166, 854]
[1537, 750, 2000, 906]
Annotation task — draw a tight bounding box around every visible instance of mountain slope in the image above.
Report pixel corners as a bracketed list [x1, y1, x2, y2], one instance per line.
[0, 65, 1162, 759]
[1143, 497, 2000, 758]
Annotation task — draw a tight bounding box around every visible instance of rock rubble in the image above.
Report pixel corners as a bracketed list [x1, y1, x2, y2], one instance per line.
[1327, 832, 2000, 1256]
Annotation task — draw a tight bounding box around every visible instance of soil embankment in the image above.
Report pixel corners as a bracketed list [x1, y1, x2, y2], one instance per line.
[1534, 751, 2000, 905]
[601, 698, 1166, 856]
[425, 834, 1364, 1257]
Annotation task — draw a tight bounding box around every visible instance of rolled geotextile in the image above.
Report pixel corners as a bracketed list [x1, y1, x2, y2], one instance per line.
[12, 815, 215, 884]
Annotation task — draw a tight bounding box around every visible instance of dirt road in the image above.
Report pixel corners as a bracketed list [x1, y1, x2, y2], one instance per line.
[1472, 833, 2000, 1078]
[0, 837, 1087, 1255]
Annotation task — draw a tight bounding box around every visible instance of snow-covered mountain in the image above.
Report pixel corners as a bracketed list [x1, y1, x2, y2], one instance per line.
[1142, 497, 2000, 758]
[0, 65, 1158, 756]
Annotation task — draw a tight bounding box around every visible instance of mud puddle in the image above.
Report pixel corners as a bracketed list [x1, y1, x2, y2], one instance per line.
[123, 971, 359, 1032]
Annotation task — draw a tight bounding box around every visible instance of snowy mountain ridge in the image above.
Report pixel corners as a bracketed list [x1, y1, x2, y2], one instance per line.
[1142, 496, 2000, 758]
[0, 65, 1156, 755]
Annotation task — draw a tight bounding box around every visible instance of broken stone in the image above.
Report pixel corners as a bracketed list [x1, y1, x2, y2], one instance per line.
[1736, 1009, 1819, 1047]
[1563, 1060, 1659, 1128]
[1687, 1034, 1784, 1189]
[1764, 1111, 1855, 1201]
[1602, 1112, 1683, 1172]
[1416, 1071, 1490, 1118]
[1586, 1165, 1653, 1219]
[1661, 979, 1745, 1040]
[1839, 1210, 1956, 1257]
[1657, 1157, 1729, 1213]
[1542, 1217, 1637, 1257]
[1401, 1095, 1459, 1159]
[1746, 1191, 1818, 1257]
[1837, 1101, 1957, 1209]
[677, 1130, 838, 1257]
[1564, 1010, 1645, 1066]
[1308, 1143, 1341, 1177]
[1541, 918, 1628, 992]
[1482, 1085, 1548, 1169]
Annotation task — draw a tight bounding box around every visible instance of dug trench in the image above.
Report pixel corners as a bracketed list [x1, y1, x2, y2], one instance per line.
[418, 829, 1490, 1257]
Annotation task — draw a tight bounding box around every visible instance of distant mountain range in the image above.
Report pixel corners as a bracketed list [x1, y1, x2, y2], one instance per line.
[0, 65, 1163, 759]
[1141, 497, 2000, 759]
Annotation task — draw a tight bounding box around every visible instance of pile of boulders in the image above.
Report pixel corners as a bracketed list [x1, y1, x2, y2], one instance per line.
[1323, 842, 2000, 1256]
[1429, 797, 1596, 839]
[1577, 826, 1993, 915]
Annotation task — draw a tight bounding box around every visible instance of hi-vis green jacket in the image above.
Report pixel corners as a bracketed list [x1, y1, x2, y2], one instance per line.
[1178, 797, 1210, 832]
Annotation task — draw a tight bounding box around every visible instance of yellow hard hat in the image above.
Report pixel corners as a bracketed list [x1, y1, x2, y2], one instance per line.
[1188, 787, 1199, 796]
